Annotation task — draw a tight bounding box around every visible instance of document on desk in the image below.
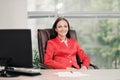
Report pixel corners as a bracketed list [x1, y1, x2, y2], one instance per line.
[55, 71, 88, 77]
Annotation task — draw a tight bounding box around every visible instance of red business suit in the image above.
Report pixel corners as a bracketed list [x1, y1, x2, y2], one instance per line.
[44, 36, 90, 69]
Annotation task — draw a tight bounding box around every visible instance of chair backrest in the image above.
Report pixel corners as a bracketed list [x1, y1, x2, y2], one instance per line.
[37, 29, 77, 64]
[37, 28, 99, 69]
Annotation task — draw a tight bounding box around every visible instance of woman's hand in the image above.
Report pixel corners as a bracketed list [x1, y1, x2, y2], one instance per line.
[66, 67, 77, 72]
[66, 66, 87, 72]
[80, 66, 87, 71]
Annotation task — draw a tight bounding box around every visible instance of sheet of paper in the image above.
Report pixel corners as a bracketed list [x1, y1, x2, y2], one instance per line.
[55, 71, 88, 77]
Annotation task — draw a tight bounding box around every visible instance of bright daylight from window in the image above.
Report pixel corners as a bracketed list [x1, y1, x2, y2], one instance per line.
[27, 0, 120, 69]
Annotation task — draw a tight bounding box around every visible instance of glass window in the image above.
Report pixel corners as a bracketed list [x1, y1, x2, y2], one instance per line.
[27, 0, 120, 69]
[27, 0, 56, 11]
[67, 18, 120, 69]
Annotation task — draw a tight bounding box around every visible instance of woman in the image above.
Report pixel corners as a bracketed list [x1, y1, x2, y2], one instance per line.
[44, 17, 90, 70]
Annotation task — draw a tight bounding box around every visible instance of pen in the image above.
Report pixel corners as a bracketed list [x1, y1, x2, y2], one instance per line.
[70, 71, 73, 74]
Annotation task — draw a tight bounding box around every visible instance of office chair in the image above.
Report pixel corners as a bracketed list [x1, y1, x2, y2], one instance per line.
[37, 29, 99, 69]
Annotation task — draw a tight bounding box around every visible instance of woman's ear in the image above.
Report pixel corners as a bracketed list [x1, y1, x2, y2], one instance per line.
[55, 28, 57, 32]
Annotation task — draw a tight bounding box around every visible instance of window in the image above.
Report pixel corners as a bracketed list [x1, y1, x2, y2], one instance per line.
[27, 0, 120, 69]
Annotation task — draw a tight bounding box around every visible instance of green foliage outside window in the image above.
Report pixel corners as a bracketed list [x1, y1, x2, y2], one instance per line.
[97, 20, 120, 68]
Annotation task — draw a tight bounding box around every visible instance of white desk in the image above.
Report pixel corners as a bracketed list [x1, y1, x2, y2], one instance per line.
[0, 69, 120, 80]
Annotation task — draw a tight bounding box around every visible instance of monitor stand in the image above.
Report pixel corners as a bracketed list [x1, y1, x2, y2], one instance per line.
[0, 67, 19, 77]
[0, 58, 19, 77]
[0, 69, 18, 77]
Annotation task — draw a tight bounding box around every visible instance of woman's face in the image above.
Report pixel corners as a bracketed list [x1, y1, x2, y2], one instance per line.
[55, 20, 68, 39]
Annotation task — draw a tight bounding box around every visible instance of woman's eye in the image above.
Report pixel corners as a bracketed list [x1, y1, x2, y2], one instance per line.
[58, 26, 62, 28]
[64, 26, 68, 28]
[57, 25, 68, 28]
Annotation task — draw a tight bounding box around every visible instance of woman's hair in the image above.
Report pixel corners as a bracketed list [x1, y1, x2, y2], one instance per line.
[50, 17, 71, 39]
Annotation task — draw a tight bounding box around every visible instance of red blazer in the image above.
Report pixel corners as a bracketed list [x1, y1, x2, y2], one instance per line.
[44, 37, 90, 69]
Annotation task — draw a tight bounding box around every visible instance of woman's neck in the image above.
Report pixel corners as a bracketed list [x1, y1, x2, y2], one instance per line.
[58, 35, 66, 41]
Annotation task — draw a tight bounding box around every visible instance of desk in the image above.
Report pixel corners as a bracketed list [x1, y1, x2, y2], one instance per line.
[0, 69, 120, 80]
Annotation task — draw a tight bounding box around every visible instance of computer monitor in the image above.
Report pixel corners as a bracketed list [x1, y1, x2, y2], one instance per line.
[0, 29, 33, 68]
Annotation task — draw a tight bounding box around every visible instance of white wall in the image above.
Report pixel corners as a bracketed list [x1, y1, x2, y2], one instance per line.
[0, 0, 27, 29]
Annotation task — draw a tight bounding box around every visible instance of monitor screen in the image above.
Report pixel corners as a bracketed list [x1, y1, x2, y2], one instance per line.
[0, 29, 33, 68]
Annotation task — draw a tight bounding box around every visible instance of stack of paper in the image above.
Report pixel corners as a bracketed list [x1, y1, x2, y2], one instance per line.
[55, 71, 88, 77]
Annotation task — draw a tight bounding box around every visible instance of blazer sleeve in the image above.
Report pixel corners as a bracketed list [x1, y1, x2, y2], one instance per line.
[76, 41, 90, 68]
[44, 40, 66, 69]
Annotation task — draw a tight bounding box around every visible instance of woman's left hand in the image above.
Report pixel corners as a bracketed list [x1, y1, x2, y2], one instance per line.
[80, 66, 87, 71]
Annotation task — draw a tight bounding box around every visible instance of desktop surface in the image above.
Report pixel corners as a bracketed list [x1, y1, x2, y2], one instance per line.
[0, 69, 120, 80]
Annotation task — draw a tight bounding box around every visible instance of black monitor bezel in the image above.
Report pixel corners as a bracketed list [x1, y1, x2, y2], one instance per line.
[0, 29, 33, 68]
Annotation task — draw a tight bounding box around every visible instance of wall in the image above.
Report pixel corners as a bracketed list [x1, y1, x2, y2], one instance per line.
[0, 0, 27, 29]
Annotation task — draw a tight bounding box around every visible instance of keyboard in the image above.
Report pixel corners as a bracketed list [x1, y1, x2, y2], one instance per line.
[7, 68, 41, 76]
